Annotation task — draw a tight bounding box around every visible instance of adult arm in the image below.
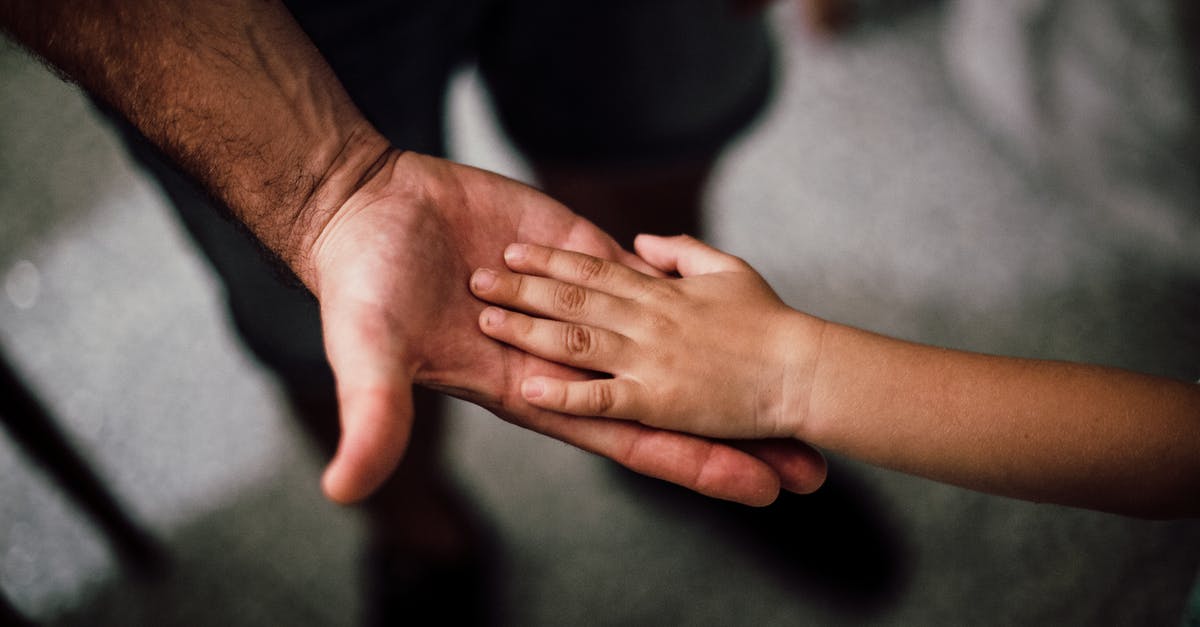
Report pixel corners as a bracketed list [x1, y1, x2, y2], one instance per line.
[0, 0, 382, 274]
[0, 1, 827, 505]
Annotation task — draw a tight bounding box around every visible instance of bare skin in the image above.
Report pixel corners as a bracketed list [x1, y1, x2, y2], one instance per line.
[471, 235, 1200, 518]
[310, 151, 827, 504]
[0, 0, 827, 505]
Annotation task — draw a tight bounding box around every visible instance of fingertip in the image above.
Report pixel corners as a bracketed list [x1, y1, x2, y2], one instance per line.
[721, 475, 781, 508]
[632, 233, 667, 254]
[689, 444, 782, 506]
[783, 451, 828, 495]
[320, 384, 414, 506]
[321, 462, 365, 505]
[321, 444, 386, 505]
[721, 473, 782, 508]
[741, 439, 829, 495]
[746, 484, 782, 508]
[632, 233, 662, 248]
[321, 452, 393, 505]
[503, 243, 529, 266]
[779, 447, 827, 495]
[632, 234, 677, 275]
[470, 268, 497, 293]
[478, 306, 505, 330]
[521, 377, 546, 400]
[665, 234, 742, 276]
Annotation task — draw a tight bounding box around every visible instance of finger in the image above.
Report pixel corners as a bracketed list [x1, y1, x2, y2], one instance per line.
[471, 267, 634, 327]
[478, 306, 630, 373]
[735, 439, 828, 495]
[500, 404, 782, 506]
[319, 299, 416, 504]
[542, 215, 664, 278]
[503, 243, 656, 299]
[616, 246, 667, 278]
[633, 234, 748, 277]
[520, 376, 644, 419]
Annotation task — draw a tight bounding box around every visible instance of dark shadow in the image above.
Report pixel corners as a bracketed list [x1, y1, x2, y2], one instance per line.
[359, 523, 507, 627]
[839, 0, 946, 39]
[613, 457, 909, 618]
[0, 590, 35, 627]
[46, 474, 360, 627]
[42, 406, 510, 627]
[0, 345, 169, 579]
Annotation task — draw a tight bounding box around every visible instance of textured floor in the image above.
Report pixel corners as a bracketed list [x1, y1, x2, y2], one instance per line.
[2, 3, 1198, 625]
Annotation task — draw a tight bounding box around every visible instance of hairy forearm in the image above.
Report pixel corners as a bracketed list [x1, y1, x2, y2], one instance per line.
[796, 318, 1200, 518]
[0, 0, 390, 284]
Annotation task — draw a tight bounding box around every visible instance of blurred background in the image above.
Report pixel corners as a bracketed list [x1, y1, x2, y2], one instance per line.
[1, 0, 1198, 625]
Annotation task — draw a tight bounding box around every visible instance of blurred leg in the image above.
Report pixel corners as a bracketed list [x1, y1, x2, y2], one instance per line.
[802, 0, 853, 36]
[532, 159, 714, 249]
[480, 0, 773, 243]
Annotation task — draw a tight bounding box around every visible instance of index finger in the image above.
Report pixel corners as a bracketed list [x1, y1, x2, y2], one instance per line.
[503, 243, 657, 299]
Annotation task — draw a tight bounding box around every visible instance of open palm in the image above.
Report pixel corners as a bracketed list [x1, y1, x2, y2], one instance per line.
[310, 152, 826, 504]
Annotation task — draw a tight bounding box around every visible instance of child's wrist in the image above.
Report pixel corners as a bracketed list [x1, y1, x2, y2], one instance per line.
[768, 308, 828, 441]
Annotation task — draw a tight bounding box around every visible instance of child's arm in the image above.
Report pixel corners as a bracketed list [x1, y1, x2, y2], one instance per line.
[470, 235, 1200, 518]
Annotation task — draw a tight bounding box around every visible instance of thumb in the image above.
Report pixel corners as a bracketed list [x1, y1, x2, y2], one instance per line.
[615, 245, 667, 278]
[319, 303, 416, 504]
[633, 234, 748, 277]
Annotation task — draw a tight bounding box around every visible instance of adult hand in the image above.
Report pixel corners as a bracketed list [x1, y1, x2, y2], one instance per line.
[306, 151, 827, 505]
[0, 0, 825, 506]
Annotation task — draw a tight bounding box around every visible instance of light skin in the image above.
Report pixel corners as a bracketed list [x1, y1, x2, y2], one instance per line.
[471, 235, 1200, 519]
[0, 0, 826, 506]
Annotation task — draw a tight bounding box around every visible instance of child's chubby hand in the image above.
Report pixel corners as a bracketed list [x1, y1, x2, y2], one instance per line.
[469, 234, 827, 440]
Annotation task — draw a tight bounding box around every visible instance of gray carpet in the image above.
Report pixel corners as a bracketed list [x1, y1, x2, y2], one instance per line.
[1, 3, 1197, 625]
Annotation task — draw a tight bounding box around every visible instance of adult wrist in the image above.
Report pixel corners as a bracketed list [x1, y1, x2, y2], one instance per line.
[279, 125, 396, 290]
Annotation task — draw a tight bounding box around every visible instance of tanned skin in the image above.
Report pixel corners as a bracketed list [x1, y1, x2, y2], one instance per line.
[0, 0, 828, 505]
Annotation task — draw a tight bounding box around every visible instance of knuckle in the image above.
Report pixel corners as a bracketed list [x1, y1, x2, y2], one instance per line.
[563, 324, 595, 356]
[589, 383, 615, 413]
[575, 255, 609, 283]
[512, 274, 530, 301]
[514, 311, 537, 334]
[552, 282, 587, 316]
[644, 311, 675, 335]
[639, 279, 675, 304]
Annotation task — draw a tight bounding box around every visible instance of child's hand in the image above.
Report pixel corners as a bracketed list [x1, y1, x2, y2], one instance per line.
[469, 234, 826, 440]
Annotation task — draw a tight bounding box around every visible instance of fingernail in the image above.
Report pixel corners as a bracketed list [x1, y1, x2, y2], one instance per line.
[522, 379, 545, 399]
[481, 307, 504, 327]
[472, 268, 497, 291]
[504, 244, 528, 264]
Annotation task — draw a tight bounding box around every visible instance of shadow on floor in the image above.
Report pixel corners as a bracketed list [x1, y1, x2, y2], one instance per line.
[613, 456, 909, 621]
[46, 468, 363, 627]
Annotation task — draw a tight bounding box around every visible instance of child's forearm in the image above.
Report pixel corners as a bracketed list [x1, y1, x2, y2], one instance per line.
[465, 236, 1198, 516]
[792, 315, 1200, 518]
